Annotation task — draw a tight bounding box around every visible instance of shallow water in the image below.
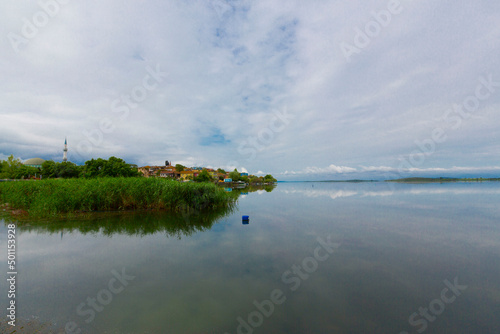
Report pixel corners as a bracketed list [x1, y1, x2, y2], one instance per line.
[1, 181, 500, 333]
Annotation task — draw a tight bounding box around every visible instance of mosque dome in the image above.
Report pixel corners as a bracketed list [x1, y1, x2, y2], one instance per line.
[24, 158, 45, 167]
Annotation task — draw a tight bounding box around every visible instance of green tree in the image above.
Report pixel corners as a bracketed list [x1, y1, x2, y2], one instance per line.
[249, 176, 261, 184]
[82, 158, 106, 178]
[194, 169, 211, 183]
[20, 165, 40, 179]
[56, 162, 81, 178]
[102, 157, 138, 177]
[264, 174, 277, 183]
[0, 155, 25, 179]
[42, 160, 56, 178]
[217, 168, 226, 174]
[0, 159, 6, 178]
[42, 160, 82, 178]
[81, 157, 139, 178]
[175, 164, 185, 172]
[229, 168, 240, 181]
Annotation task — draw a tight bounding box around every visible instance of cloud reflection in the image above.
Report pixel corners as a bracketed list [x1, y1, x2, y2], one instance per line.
[279, 183, 500, 200]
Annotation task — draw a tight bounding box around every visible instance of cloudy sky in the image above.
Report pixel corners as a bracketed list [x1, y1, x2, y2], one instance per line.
[1, 0, 500, 180]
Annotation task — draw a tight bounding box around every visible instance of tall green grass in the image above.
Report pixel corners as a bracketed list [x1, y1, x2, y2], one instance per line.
[0, 178, 235, 217]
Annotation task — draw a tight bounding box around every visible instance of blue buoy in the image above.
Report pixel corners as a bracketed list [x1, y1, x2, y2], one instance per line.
[242, 215, 249, 221]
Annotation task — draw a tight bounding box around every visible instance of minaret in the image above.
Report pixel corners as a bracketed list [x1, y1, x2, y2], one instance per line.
[63, 137, 68, 162]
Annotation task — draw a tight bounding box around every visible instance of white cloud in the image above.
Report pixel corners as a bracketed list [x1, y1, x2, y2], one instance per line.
[1, 0, 499, 179]
[303, 165, 357, 174]
[282, 164, 356, 175]
[280, 165, 500, 180]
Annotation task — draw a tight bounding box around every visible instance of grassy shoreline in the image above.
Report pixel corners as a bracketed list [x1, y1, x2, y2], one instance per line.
[0, 177, 235, 218]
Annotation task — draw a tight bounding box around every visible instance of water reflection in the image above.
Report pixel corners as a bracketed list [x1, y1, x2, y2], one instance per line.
[9, 209, 231, 238]
[279, 181, 500, 199]
[2, 181, 499, 333]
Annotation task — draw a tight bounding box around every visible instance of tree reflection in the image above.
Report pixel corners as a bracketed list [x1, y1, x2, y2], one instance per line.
[3, 205, 234, 239]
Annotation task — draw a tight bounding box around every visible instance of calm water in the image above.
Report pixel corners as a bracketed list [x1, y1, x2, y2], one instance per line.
[1, 182, 500, 333]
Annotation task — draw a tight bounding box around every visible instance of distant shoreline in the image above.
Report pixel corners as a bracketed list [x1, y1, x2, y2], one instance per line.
[385, 177, 500, 183]
[279, 177, 500, 183]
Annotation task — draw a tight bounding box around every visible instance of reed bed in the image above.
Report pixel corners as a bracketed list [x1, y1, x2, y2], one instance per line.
[0, 178, 234, 217]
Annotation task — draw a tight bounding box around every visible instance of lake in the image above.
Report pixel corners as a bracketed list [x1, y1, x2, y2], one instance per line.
[1, 181, 500, 333]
